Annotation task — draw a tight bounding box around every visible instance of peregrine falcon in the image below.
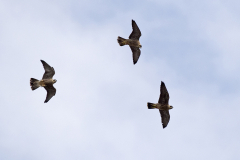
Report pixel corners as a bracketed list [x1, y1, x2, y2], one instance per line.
[147, 81, 173, 128]
[30, 60, 57, 103]
[117, 19, 142, 64]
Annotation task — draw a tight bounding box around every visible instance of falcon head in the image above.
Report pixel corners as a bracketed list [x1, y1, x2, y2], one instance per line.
[53, 79, 57, 83]
[169, 106, 173, 109]
[139, 45, 142, 48]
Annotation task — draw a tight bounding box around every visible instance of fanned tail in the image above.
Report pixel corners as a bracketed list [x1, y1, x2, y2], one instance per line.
[117, 36, 127, 46]
[30, 78, 40, 90]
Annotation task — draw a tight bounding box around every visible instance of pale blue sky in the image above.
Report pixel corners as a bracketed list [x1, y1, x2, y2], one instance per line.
[1, 0, 240, 159]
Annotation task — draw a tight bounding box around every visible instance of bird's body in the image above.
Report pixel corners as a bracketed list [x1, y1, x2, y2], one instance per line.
[118, 37, 142, 48]
[117, 20, 142, 64]
[147, 81, 173, 128]
[30, 60, 57, 103]
[39, 79, 56, 87]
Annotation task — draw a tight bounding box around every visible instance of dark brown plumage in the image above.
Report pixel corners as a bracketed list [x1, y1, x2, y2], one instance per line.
[159, 82, 170, 128]
[30, 60, 57, 103]
[147, 81, 173, 129]
[117, 20, 142, 64]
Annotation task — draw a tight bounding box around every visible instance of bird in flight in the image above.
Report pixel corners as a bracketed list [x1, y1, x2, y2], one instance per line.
[147, 81, 173, 128]
[30, 60, 57, 103]
[117, 19, 142, 64]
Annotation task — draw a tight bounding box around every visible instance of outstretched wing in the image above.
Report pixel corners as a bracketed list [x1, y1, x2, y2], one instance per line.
[129, 20, 141, 40]
[44, 85, 56, 103]
[41, 60, 55, 79]
[130, 46, 141, 64]
[158, 81, 169, 105]
[159, 110, 170, 128]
